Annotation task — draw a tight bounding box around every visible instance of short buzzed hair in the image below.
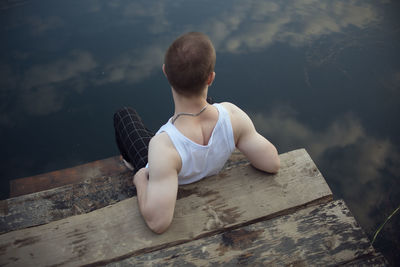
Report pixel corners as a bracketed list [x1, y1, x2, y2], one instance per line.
[164, 32, 216, 96]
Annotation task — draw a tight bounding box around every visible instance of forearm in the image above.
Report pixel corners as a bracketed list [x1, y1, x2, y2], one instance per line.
[133, 168, 174, 234]
[239, 133, 280, 173]
[257, 138, 280, 173]
[228, 103, 280, 173]
[133, 169, 149, 215]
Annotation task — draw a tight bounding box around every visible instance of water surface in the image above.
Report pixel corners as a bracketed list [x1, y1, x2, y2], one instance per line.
[1, 0, 399, 264]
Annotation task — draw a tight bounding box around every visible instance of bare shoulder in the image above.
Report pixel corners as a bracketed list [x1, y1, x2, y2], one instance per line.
[220, 102, 249, 120]
[149, 132, 178, 160]
[220, 102, 240, 114]
[149, 132, 173, 148]
[220, 102, 280, 173]
[148, 132, 181, 176]
[220, 102, 254, 142]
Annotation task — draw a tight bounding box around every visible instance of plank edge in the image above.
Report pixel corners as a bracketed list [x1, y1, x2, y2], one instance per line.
[81, 194, 333, 267]
[335, 252, 388, 266]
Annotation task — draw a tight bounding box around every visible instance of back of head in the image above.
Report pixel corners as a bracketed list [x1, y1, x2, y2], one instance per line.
[164, 32, 216, 96]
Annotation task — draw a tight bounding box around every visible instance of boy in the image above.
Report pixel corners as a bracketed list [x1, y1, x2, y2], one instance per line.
[113, 32, 280, 234]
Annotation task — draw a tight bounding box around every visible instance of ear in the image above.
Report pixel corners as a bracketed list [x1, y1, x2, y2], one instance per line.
[207, 72, 216, 86]
[162, 64, 167, 77]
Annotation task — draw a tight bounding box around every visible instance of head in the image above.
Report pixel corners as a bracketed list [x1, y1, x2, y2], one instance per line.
[164, 32, 216, 97]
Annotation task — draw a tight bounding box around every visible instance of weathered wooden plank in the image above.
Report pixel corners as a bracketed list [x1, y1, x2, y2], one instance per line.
[106, 200, 376, 266]
[9, 156, 126, 197]
[220, 149, 248, 170]
[339, 253, 388, 266]
[0, 151, 247, 234]
[9, 150, 248, 198]
[0, 173, 136, 234]
[0, 149, 333, 267]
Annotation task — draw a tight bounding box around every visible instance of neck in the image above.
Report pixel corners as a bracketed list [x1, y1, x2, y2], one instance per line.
[172, 88, 209, 116]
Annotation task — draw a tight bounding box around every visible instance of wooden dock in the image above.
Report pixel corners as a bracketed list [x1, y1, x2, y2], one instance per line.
[0, 149, 387, 266]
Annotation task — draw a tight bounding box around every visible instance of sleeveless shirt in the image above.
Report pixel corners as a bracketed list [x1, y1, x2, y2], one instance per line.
[154, 103, 235, 185]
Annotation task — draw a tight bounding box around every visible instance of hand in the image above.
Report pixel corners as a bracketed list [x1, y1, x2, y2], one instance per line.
[133, 167, 149, 186]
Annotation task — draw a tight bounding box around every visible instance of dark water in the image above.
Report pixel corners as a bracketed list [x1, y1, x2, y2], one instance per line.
[1, 0, 399, 264]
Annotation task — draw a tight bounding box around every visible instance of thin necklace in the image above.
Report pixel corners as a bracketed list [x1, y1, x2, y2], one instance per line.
[172, 104, 208, 124]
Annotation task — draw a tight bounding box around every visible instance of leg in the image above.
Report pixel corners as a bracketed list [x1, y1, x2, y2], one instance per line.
[113, 107, 154, 173]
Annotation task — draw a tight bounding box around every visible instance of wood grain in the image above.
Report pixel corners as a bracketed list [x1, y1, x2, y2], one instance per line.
[0, 149, 333, 266]
[1, 151, 247, 234]
[106, 200, 376, 266]
[340, 252, 388, 266]
[9, 156, 127, 197]
[1, 172, 135, 234]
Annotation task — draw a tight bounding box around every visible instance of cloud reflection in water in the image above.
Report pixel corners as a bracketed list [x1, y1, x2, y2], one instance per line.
[21, 50, 97, 116]
[1, 0, 399, 262]
[202, 0, 379, 53]
[252, 107, 399, 242]
[1, 0, 383, 119]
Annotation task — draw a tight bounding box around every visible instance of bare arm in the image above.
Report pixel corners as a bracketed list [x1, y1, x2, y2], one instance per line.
[133, 133, 181, 234]
[222, 102, 280, 173]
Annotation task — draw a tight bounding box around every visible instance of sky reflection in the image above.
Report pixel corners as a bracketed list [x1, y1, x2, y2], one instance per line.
[202, 0, 380, 53]
[0, 0, 387, 121]
[1, 0, 399, 263]
[252, 107, 399, 232]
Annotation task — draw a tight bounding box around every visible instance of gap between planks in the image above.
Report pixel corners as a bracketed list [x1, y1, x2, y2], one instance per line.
[0, 149, 333, 266]
[0, 150, 248, 234]
[103, 200, 380, 267]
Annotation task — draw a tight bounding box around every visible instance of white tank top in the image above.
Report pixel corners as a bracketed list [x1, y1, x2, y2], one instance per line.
[154, 103, 235, 185]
